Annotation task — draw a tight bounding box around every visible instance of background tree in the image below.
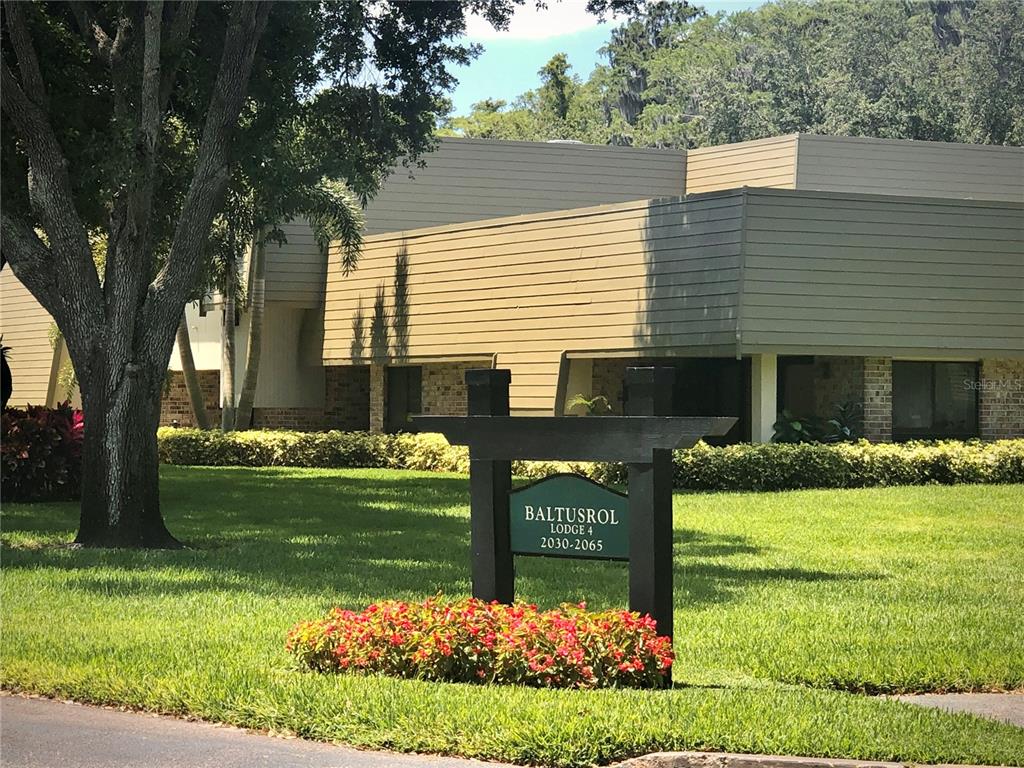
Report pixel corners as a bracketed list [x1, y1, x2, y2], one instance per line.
[442, 53, 583, 140]
[444, 0, 1024, 148]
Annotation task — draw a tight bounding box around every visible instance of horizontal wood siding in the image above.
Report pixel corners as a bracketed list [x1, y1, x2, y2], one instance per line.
[263, 218, 325, 307]
[323, 194, 743, 412]
[685, 135, 798, 194]
[739, 189, 1024, 356]
[0, 269, 58, 405]
[364, 137, 686, 235]
[795, 134, 1024, 202]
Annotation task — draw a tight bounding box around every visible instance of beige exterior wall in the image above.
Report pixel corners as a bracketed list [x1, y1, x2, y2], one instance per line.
[323, 185, 1021, 417]
[1, 268, 61, 406]
[170, 302, 326, 411]
[685, 134, 1023, 202]
[795, 134, 1024, 203]
[738, 189, 1024, 357]
[364, 137, 686, 236]
[322, 194, 744, 414]
[686, 134, 798, 194]
[170, 303, 222, 371]
[262, 218, 326, 307]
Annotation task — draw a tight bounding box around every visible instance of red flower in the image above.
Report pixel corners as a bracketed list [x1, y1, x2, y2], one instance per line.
[286, 597, 672, 690]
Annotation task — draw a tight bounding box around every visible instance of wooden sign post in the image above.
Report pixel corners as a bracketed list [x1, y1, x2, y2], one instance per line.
[624, 367, 676, 642]
[413, 367, 735, 660]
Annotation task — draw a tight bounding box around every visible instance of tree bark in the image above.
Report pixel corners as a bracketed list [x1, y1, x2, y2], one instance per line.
[75, 355, 180, 548]
[234, 231, 266, 430]
[176, 313, 210, 429]
[220, 258, 237, 431]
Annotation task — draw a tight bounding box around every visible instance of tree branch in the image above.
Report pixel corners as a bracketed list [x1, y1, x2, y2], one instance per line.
[2, 1, 48, 110]
[140, 1, 162, 162]
[0, 211, 102, 361]
[67, 1, 113, 60]
[106, 13, 131, 62]
[0, 210, 52, 282]
[103, 1, 164, 348]
[159, 0, 198, 109]
[145, 1, 272, 365]
[0, 56, 104, 339]
[67, 2, 132, 63]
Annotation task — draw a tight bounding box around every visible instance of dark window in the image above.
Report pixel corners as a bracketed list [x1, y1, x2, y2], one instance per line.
[778, 356, 817, 418]
[621, 357, 750, 444]
[385, 366, 422, 433]
[892, 361, 978, 440]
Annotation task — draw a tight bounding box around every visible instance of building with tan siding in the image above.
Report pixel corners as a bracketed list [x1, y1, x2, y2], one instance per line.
[4, 134, 1022, 442]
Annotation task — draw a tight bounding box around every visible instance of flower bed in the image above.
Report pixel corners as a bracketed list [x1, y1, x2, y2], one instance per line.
[286, 596, 673, 689]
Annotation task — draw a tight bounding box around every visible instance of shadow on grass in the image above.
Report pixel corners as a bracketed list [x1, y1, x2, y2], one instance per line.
[0, 467, 880, 611]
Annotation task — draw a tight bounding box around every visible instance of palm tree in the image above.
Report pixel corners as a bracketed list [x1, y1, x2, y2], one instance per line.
[175, 317, 210, 429]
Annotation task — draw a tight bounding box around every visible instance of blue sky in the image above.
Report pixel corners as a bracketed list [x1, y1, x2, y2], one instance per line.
[448, 1, 765, 117]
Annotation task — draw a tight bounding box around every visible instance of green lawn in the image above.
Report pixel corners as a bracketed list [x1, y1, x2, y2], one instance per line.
[2, 467, 1023, 766]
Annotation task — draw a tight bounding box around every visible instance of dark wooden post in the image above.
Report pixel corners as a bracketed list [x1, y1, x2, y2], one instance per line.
[466, 369, 514, 603]
[625, 367, 675, 647]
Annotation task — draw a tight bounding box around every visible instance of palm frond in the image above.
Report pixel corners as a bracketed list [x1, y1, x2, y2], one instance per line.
[303, 178, 365, 275]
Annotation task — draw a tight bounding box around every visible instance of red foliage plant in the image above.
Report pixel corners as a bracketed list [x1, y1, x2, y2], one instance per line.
[1, 401, 84, 502]
[286, 596, 673, 689]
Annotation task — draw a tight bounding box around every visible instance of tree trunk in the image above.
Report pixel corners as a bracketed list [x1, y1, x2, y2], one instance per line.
[75, 359, 181, 549]
[220, 262, 237, 431]
[234, 231, 266, 430]
[176, 313, 210, 429]
[2, 2, 272, 550]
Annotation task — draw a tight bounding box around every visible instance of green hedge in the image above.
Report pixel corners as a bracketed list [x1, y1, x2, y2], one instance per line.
[157, 428, 1024, 491]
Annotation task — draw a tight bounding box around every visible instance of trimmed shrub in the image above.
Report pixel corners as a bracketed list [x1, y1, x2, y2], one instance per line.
[2, 402, 84, 502]
[286, 596, 673, 689]
[158, 427, 1024, 491]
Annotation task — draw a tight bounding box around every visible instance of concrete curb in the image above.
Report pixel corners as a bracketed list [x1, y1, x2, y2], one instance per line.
[614, 752, 1006, 768]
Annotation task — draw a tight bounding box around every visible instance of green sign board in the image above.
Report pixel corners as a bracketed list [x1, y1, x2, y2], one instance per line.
[509, 474, 629, 561]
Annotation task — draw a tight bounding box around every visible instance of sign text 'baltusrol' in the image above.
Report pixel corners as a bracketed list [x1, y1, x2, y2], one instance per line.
[510, 474, 628, 560]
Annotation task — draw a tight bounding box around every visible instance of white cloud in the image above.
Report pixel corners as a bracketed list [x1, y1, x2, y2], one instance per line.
[464, 1, 607, 40]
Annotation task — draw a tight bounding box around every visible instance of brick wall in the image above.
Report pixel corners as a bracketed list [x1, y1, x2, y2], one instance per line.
[421, 362, 481, 416]
[160, 370, 220, 427]
[862, 357, 892, 442]
[979, 358, 1024, 439]
[250, 408, 327, 431]
[325, 365, 370, 431]
[164, 366, 376, 433]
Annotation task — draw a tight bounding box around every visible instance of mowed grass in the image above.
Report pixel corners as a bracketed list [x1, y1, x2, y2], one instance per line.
[2, 467, 1023, 765]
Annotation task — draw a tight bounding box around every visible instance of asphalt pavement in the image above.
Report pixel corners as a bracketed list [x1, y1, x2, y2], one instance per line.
[0, 695, 508, 768]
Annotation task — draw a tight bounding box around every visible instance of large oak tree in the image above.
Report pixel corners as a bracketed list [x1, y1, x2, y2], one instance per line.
[0, 0, 632, 548]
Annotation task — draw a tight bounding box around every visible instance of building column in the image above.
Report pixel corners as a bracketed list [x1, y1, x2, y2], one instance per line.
[750, 353, 777, 443]
[862, 357, 892, 442]
[369, 364, 386, 433]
